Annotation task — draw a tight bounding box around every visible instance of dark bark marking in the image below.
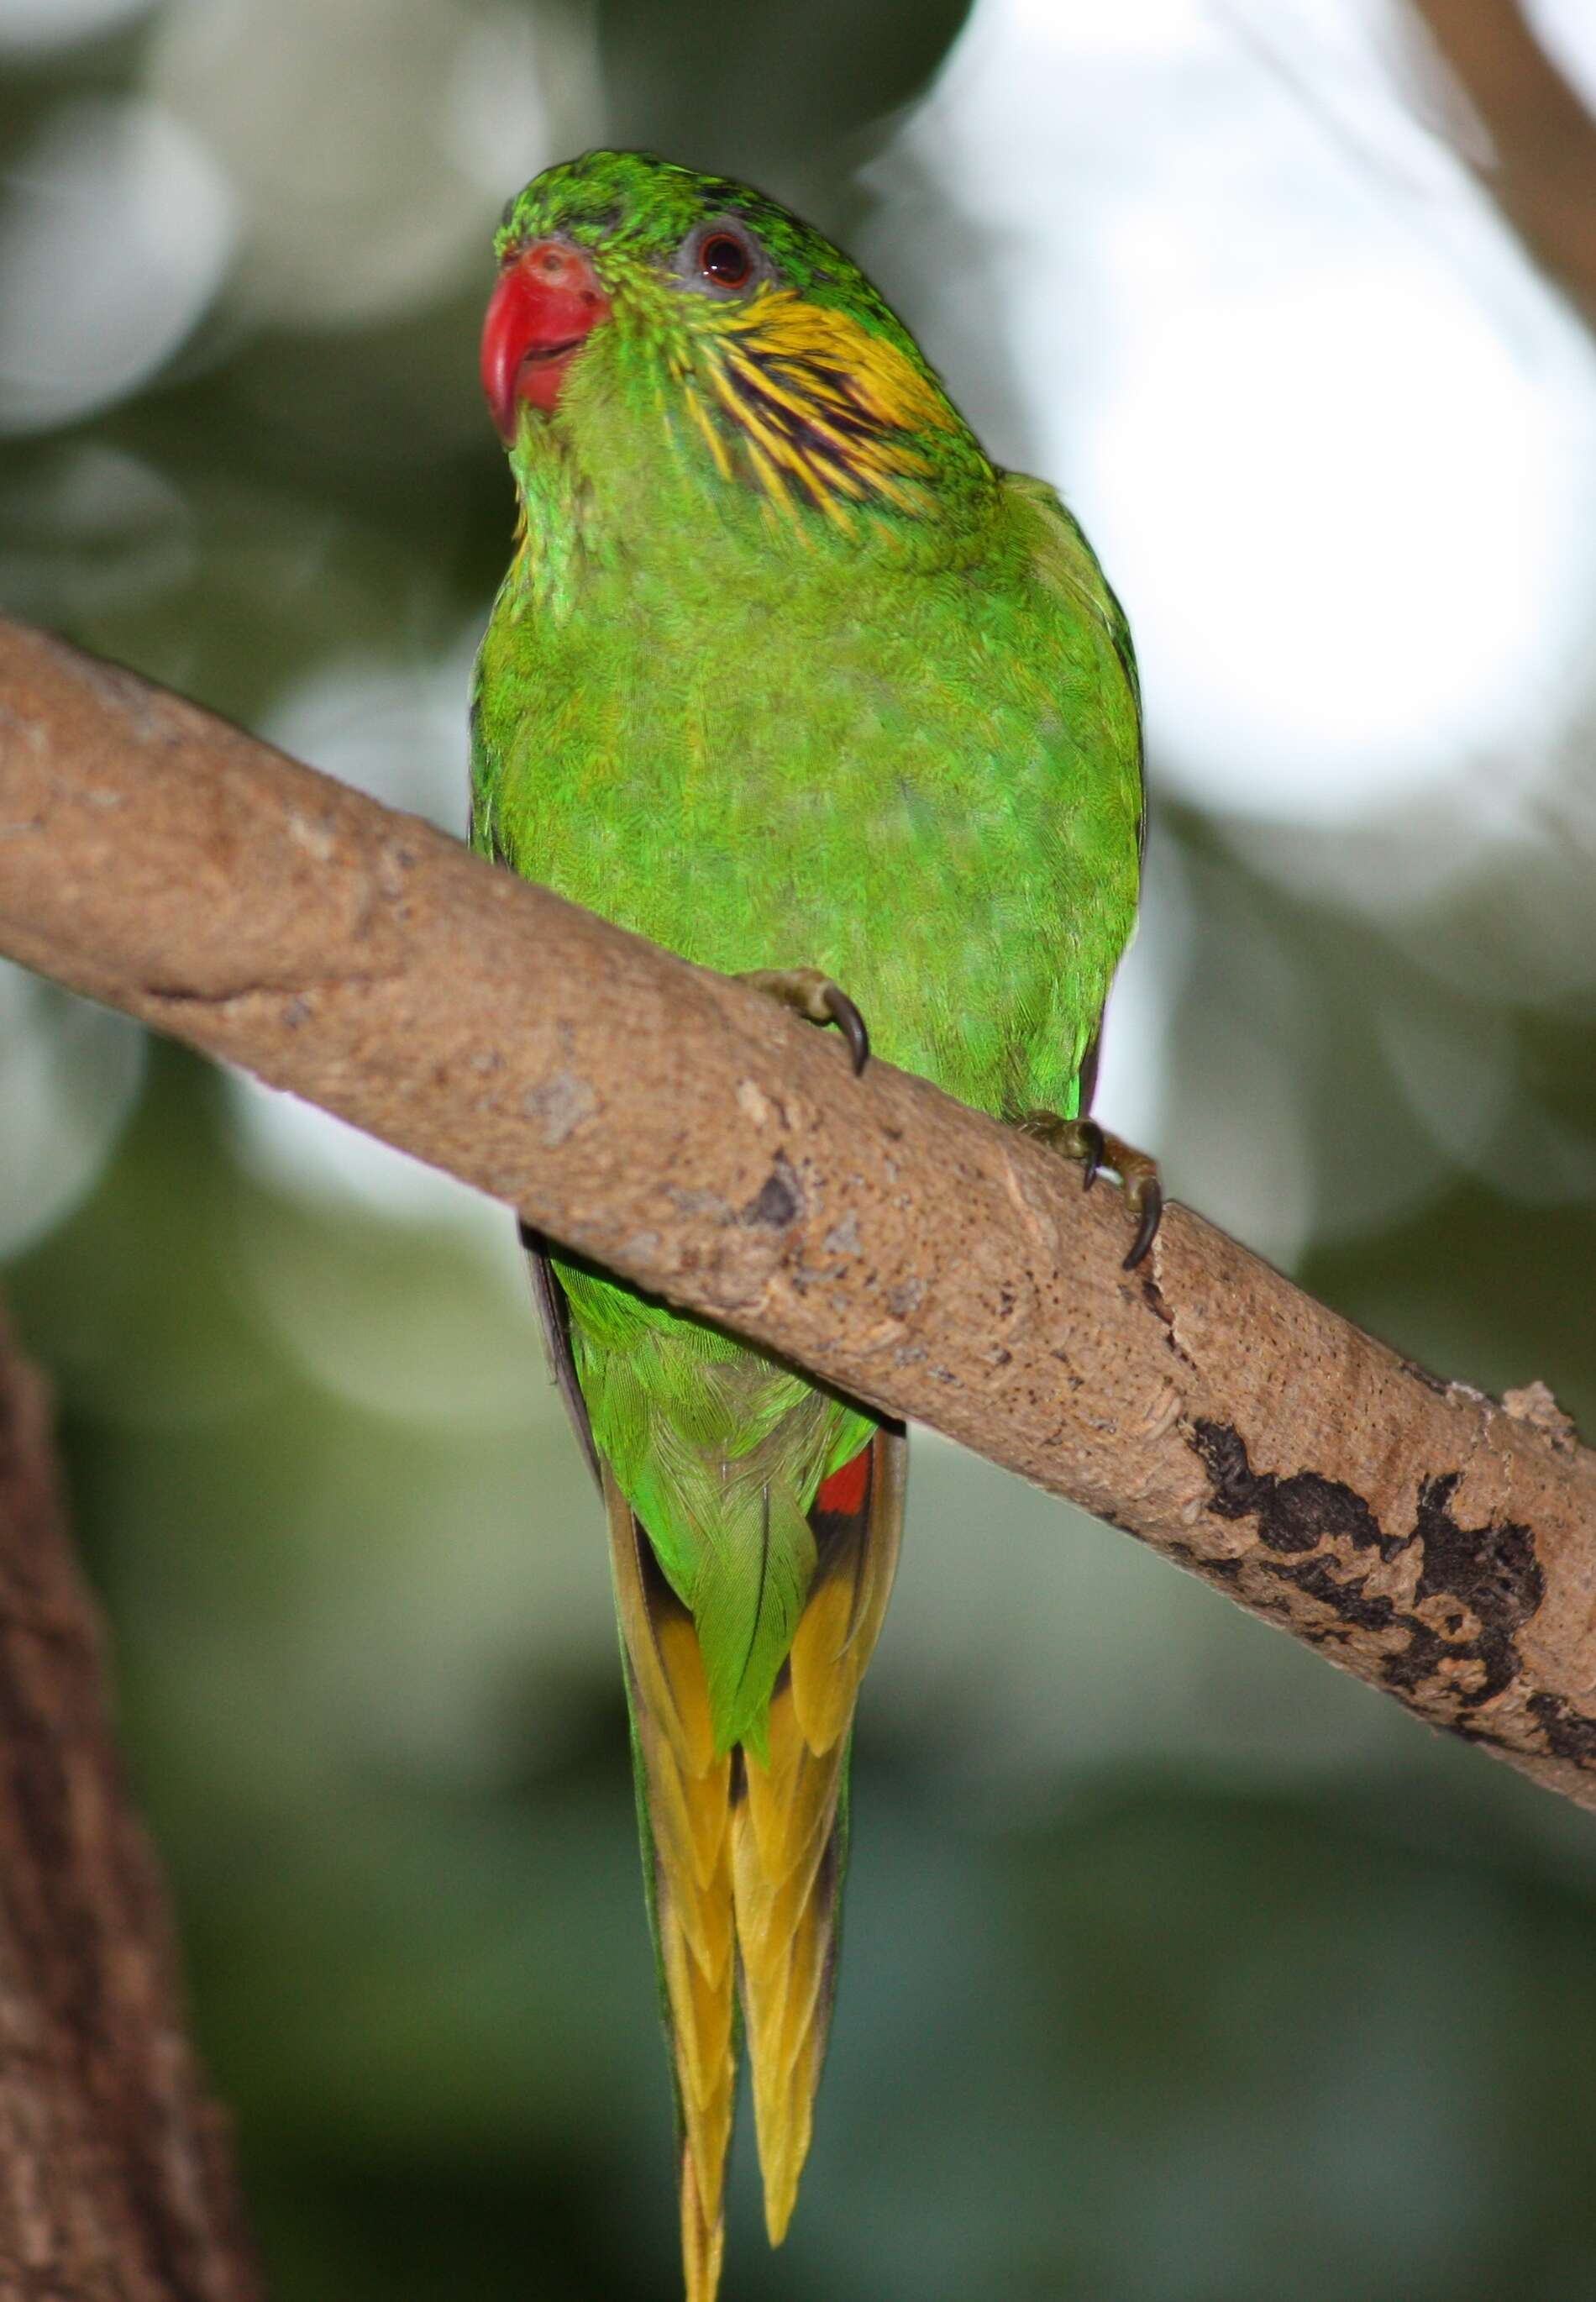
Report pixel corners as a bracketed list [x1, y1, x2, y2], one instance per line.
[1190, 1419, 1397, 1558]
[1185, 1423, 1557, 1735]
[1409, 1472, 1541, 1704]
[1529, 1692, 1596, 1763]
[1267, 1552, 1399, 1639]
[1165, 1537, 1242, 1582]
[741, 1153, 802, 1229]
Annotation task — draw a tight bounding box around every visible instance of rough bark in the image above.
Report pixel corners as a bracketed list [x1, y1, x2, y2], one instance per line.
[2, 614, 1595, 1814]
[1407, 0, 1596, 327]
[0, 1306, 261, 2302]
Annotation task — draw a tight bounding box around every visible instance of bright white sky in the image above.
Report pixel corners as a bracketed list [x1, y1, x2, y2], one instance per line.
[890, 0, 1596, 828]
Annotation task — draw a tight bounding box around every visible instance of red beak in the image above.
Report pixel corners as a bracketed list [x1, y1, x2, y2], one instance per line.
[480, 239, 612, 439]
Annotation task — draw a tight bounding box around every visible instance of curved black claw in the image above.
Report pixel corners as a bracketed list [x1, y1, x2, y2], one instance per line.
[1122, 1180, 1164, 1273]
[823, 983, 871, 1076]
[1075, 1118, 1105, 1193]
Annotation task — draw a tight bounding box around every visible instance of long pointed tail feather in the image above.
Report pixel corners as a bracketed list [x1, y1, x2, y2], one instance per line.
[732, 1425, 906, 2243]
[606, 1470, 738, 2302]
[525, 1234, 906, 2293]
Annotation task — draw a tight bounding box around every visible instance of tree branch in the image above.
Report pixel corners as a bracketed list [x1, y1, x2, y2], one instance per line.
[0, 1301, 261, 2299]
[3, 613, 1595, 1813]
[1407, 0, 1596, 328]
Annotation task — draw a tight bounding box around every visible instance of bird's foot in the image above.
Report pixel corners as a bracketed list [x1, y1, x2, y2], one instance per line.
[736, 967, 870, 1076]
[1018, 1110, 1163, 1271]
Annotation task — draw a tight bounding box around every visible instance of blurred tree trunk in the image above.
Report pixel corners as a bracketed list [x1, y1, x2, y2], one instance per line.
[0, 1306, 260, 2302]
[1410, 0, 1596, 328]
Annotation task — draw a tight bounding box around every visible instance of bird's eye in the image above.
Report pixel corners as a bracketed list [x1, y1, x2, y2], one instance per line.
[699, 231, 753, 288]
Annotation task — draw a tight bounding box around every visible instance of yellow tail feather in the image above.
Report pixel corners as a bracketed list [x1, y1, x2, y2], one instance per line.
[606, 1472, 738, 2302]
[680, 2148, 725, 2302]
[732, 1427, 906, 2247]
[604, 1429, 905, 2293]
[789, 1432, 905, 1750]
[732, 1685, 842, 2242]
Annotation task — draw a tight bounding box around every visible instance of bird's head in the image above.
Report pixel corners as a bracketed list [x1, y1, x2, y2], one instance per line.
[481, 149, 990, 534]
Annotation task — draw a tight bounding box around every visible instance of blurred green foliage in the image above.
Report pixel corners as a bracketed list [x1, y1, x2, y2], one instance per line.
[5, 3, 1596, 2299]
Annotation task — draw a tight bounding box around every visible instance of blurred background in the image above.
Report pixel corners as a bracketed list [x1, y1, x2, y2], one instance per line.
[4, 0, 1596, 2294]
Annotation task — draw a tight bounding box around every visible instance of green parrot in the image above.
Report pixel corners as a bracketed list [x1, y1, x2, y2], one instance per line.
[470, 149, 1158, 2302]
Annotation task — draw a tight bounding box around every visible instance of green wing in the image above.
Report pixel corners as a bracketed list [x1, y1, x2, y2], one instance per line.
[1001, 468, 1145, 1112]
